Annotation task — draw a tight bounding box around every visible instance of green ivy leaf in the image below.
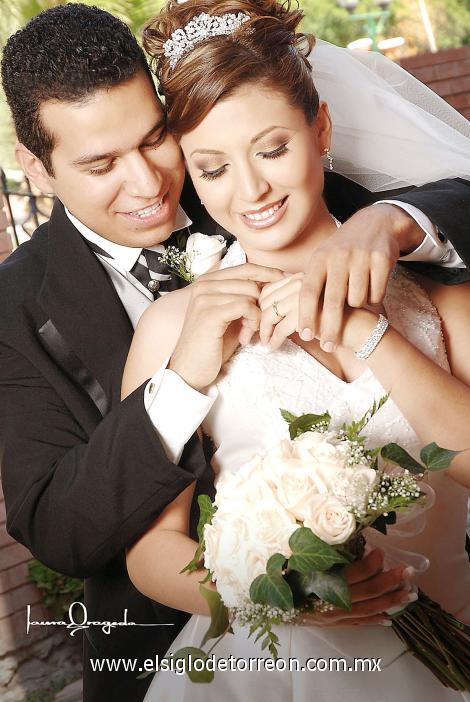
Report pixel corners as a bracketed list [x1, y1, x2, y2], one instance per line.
[280, 408, 298, 424]
[380, 443, 424, 475]
[420, 442, 461, 471]
[250, 572, 294, 611]
[199, 585, 230, 647]
[266, 553, 288, 573]
[200, 570, 212, 585]
[288, 413, 331, 439]
[197, 494, 217, 541]
[172, 647, 214, 683]
[288, 527, 348, 573]
[301, 570, 352, 611]
[180, 542, 204, 574]
[180, 494, 216, 574]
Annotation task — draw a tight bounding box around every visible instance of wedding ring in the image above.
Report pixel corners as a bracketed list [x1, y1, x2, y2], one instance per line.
[272, 300, 284, 319]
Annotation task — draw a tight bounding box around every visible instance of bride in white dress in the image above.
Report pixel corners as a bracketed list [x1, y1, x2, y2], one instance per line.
[121, 1, 470, 699]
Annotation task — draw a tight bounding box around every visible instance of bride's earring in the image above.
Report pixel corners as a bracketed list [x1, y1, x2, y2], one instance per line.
[324, 147, 334, 171]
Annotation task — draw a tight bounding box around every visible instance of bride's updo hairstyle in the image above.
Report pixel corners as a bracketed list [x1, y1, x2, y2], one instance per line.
[143, 0, 318, 138]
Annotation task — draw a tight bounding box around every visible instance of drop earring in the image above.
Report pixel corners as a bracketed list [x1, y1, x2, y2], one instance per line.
[324, 147, 334, 171]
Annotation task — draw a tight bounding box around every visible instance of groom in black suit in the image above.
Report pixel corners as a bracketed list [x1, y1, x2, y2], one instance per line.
[1, 5, 469, 702]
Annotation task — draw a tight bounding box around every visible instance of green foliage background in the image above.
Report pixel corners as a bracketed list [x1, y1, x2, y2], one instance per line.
[0, 0, 469, 168]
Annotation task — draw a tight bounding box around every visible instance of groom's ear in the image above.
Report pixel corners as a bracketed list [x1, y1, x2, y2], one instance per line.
[313, 101, 333, 153]
[15, 142, 55, 196]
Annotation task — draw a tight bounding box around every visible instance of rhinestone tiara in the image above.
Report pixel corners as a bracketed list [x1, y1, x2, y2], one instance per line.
[163, 11, 250, 70]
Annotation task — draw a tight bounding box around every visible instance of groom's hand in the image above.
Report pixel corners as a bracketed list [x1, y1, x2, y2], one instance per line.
[169, 264, 283, 391]
[297, 204, 424, 352]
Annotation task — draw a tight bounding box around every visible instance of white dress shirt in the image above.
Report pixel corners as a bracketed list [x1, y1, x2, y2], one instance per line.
[65, 201, 463, 465]
[376, 201, 465, 267]
[64, 206, 217, 464]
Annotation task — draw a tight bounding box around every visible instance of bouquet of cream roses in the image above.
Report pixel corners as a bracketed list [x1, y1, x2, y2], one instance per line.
[172, 397, 470, 689]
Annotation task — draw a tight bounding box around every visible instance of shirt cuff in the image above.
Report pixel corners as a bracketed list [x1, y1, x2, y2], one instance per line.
[144, 359, 218, 464]
[375, 200, 465, 268]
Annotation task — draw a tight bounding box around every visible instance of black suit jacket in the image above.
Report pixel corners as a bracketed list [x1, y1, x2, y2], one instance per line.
[1, 175, 469, 702]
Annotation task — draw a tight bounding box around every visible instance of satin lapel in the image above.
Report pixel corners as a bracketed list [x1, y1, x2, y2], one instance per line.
[37, 202, 133, 408]
[38, 319, 109, 417]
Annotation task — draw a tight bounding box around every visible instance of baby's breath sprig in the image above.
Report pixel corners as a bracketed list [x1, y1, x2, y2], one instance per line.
[159, 246, 194, 282]
[356, 469, 424, 530]
[232, 601, 297, 658]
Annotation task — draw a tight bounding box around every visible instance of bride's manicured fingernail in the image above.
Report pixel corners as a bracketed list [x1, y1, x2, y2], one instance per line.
[403, 566, 415, 579]
[380, 620, 393, 627]
[300, 328, 314, 342]
[385, 605, 405, 615]
[321, 341, 336, 353]
[404, 592, 418, 604]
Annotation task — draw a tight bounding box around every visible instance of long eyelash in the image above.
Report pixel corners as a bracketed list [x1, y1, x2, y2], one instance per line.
[198, 143, 288, 181]
[262, 144, 289, 160]
[89, 163, 113, 176]
[200, 166, 226, 181]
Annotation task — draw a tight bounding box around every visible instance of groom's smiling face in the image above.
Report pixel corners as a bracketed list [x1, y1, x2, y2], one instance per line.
[32, 71, 185, 248]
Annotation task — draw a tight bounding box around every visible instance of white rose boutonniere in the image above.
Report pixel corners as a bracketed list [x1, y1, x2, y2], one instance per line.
[159, 232, 226, 282]
[186, 233, 226, 277]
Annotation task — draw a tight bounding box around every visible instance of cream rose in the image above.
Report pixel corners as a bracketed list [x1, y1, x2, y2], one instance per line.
[303, 495, 356, 545]
[204, 471, 297, 605]
[293, 431, 351, 470]
[214, 458, 278, 508]
[262, 440, 298, 482]
[251, 500, 298, 555]
[186, 233, 226, 277]
[203, 512, 249, 574]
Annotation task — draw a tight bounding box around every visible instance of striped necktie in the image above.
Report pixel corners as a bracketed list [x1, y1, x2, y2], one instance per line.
[130, 249, 182, 297]
[85, 240, 185, 299]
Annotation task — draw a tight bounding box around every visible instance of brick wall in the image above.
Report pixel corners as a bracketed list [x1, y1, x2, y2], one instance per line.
[400, 46, 470, 120]
[0, 484, 82, 702]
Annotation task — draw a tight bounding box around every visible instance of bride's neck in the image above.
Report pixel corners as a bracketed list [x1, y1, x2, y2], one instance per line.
[241, 200, 337, 273]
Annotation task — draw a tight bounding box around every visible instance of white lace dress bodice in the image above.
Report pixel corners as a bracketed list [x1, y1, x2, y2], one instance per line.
[145, 242, 470, 702]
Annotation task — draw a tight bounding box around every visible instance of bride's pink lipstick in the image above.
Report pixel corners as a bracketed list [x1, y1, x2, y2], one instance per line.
[240, 196, 288, 230]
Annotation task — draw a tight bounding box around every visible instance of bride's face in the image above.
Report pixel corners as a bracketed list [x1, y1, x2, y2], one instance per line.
[180, 85, 331, 254]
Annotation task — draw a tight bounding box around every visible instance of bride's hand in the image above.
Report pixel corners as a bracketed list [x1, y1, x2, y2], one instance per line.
[259, 274, 379, 353]
[258, 272, 304, 348]
[299, 549, 416, 628]
[169, 264, 283, 391]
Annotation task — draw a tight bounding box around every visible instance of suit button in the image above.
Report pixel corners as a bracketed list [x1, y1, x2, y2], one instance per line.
[148, 280, 160, 293]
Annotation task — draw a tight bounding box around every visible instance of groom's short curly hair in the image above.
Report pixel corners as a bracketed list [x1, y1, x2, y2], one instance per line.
[1, 3, 152, 175]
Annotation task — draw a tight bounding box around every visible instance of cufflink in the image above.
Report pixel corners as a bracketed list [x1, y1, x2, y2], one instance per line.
[148, 280, 160, 293]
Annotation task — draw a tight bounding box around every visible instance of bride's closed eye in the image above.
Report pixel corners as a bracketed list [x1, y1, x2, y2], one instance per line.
[200, 164, 228, 181]
[199, 143, 289, 181]
[257, 143, 289, 160]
